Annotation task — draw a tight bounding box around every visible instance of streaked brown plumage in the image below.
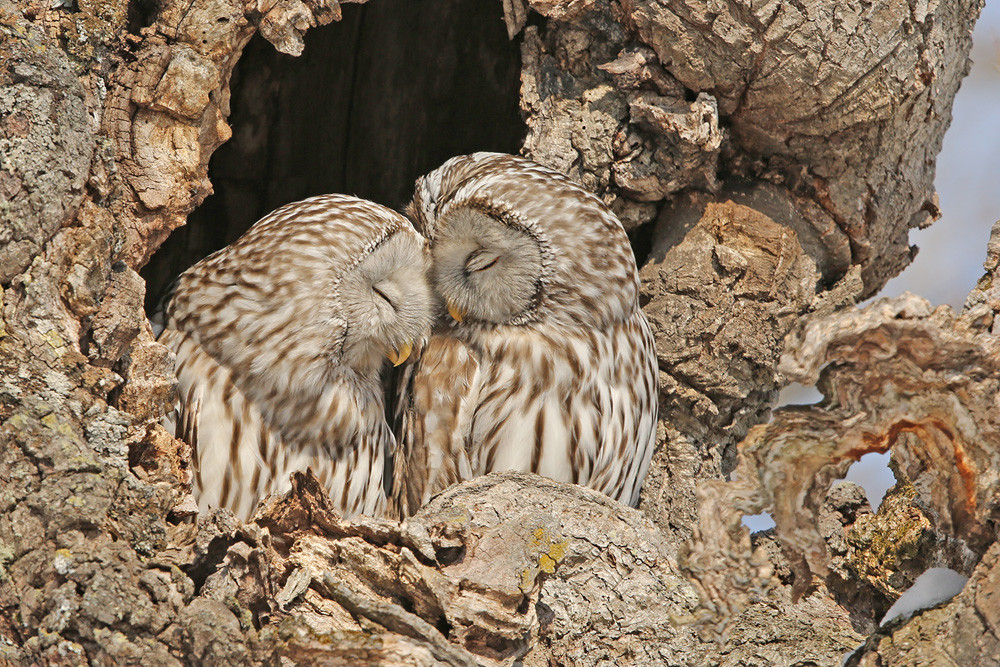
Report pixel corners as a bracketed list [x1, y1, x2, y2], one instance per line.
[159, 194, 432, 520]
[393, 153, 658, 517]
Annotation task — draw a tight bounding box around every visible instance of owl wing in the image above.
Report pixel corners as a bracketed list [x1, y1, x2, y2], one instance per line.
[158, 327, 290, 521]
[584, 311, 660, 507]
[391, 333, 482, 517]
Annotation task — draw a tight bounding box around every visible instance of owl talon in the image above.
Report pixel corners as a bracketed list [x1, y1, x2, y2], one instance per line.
[387, 341, 413, 366]
[447, 300, 466, 323]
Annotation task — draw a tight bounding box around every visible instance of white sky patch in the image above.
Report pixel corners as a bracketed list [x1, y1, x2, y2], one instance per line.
[774, 382, 824, 409]
[843, 567, 970, 665]
[843, 451, 894, 511]
[741, 512, 776, 532]
[879, 567, 969, 626]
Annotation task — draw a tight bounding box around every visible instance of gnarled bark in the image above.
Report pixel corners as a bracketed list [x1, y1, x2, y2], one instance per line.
[1, 0, 993, 664]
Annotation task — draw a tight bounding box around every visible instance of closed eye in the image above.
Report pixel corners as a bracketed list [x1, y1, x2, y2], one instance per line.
[373, 286, 395, 309]
[465, 250, 501, 274]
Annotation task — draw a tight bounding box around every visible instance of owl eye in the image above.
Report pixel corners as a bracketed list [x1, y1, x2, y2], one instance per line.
[465, 250, 500, 274]
[373, 285, 395, 309]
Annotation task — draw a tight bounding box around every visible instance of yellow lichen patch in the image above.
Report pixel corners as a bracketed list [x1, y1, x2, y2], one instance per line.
[547, 538, 568, 563]
[846, 480, 935, 598]
[519, 526, 570, 591]
[6, 414, 28, 430]
[538, 553, 556, 574]
[40, 413, 75, 437]
[42, 329, 66, 352]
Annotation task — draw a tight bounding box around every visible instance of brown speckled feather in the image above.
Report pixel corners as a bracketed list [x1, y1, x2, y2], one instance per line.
[394, 154, 658, 514]
[159, 194, 431, 520]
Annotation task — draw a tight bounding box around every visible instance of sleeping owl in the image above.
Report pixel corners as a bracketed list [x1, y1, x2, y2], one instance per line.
[393, 153, 658, 516]
[158, 194, 432, 520]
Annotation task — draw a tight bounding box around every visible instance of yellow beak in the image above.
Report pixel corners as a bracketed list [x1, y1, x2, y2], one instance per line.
[447, 300, 466, 323]
[386, 341, 413, 367]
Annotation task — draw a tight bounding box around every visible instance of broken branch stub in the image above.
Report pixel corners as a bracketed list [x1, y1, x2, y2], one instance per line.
[688, 286, 1000, 628]
[637, 197, 823, 542]
[626, 0, 981, 294]
[188, 471, 703, 665]
[516, 0, 981, 294]
[769, 294, 1000, 569]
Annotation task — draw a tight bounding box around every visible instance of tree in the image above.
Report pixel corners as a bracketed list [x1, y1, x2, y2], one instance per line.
[1, 0, 995, 664]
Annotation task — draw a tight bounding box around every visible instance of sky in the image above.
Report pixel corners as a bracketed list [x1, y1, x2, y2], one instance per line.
[880, 1, 1000, 307]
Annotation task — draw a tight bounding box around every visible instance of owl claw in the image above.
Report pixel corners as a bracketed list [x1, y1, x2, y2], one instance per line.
[447, 300, 466, 323]
[387, 341, 413, 367]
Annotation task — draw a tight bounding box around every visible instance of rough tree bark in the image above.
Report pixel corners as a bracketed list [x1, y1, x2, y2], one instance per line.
[1, 0, 994, 665]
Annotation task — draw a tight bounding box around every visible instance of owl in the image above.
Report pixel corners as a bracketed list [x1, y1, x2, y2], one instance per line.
[392, 153, 659, 516]
[158, 195, 432, 520]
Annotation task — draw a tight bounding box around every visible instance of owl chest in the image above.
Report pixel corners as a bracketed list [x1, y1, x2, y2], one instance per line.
[227, 374, 389, 517]
[467, 332, 609, 479]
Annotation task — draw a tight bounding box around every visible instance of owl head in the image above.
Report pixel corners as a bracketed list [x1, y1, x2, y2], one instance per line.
[167, 195, 433, 391]
[408, 153, 640, 330]
[335, 226, 432, 373]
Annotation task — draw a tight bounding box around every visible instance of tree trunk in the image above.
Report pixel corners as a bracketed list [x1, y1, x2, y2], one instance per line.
[1, 0, 995, 664]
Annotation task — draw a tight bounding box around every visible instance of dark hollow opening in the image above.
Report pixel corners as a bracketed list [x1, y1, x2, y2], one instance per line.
[143, 0, 524, 308]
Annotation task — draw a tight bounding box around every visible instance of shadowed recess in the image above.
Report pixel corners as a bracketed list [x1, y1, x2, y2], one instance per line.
[143, 0, 524, 308]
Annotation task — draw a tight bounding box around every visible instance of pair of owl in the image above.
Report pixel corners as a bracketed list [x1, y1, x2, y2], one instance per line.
[158, 153, 659, 521]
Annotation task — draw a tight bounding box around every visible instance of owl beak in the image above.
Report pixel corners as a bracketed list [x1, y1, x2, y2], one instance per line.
[386, 341, 413, 367]
[446, 300, 466, 323]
